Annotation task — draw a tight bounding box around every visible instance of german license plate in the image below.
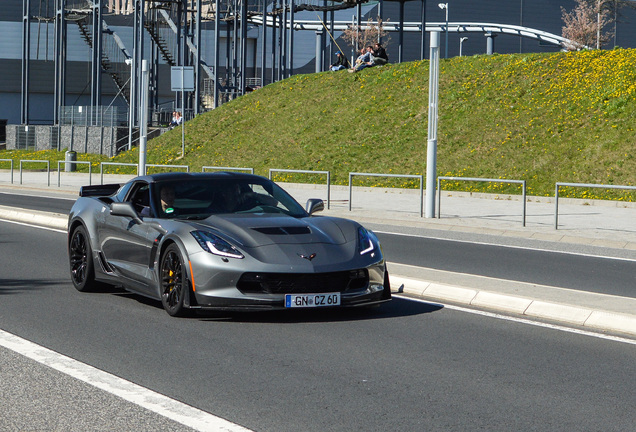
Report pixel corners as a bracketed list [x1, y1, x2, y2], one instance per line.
[285, 293, 341, 308]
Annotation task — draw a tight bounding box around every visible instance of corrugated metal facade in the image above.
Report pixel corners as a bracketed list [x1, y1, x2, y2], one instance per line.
[3, 0, 636, 125]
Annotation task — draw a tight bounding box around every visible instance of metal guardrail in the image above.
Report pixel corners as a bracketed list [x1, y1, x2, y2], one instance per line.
[13, 159, 636, 232]
[202, 166, 254, 174]
[145, 164, 190, 174]
[19, 160, 51, 187]
[0, 159, 14, 184]
[99, 162, 189, 183]
[554, 182, 636, 229]
[349, 172, 424, 216]
[57, 161, 92, 187]
[100, 162, 138, 184]
[438, 176, 527, 226]
[269, 169, 331, 209]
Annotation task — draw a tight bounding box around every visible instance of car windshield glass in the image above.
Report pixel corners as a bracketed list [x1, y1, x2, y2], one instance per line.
[152, 178, 308, 219]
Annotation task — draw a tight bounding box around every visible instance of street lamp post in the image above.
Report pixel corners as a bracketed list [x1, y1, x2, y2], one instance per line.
[425, 31, 440, 218]
[125, 57, 134, 151]
[438, 3, 448, 58]
[459, 37, 468, 57]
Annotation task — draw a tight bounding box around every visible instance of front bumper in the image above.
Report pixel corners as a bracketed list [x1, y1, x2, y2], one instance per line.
[187, 256, 391, 311]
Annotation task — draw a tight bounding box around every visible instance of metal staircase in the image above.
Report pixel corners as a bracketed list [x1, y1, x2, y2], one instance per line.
[146, 2, 220, 110]
[67, 5, 133, 106]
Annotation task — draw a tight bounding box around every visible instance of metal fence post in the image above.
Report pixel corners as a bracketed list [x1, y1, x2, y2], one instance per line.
[554, 184, 560, 229]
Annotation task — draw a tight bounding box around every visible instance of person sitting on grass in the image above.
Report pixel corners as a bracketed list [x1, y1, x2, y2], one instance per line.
[329, 51, 350, 71]
[372, 42, 389, 65]
[349, 46, 375, 73]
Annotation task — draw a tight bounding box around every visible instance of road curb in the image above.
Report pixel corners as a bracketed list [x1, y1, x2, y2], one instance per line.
[0, 205, 67, 230]
[391, 275, 636, 338]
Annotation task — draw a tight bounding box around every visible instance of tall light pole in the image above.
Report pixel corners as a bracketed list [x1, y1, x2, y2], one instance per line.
[459, 36, 468, 57]
[438, 3, 448, 58]
[138, 60, 149, 177]
[125, 57, 134, 151]
[426, 31, 440, 218]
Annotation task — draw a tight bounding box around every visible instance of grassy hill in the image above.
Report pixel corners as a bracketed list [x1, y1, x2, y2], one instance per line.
[5, 48, 636, 200]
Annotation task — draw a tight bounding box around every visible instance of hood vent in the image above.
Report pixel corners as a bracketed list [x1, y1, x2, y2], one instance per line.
[252, 226, 311, 235]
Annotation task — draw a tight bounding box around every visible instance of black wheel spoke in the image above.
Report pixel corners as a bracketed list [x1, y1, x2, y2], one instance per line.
[160, 247, 188, 316]
[70, 231, 88, 284]
[68, 226, 99, 292]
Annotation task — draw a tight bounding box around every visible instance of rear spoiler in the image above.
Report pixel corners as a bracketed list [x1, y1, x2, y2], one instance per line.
[79, 184, 121, 197]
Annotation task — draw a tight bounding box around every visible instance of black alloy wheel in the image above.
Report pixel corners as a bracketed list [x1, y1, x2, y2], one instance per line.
[69, 225, 97, 292]
[160, 244, 189, 317]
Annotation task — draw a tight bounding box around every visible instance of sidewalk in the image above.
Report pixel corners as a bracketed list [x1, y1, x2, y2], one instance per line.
[1, 170, 636, 337]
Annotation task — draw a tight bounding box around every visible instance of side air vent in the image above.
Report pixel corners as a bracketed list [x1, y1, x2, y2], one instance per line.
[97, 252, 116, 274]
[252, 226, 311, 235]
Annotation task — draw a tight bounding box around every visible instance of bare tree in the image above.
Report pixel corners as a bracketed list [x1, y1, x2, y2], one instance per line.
[342, 17, 390, 53]
[561, 0, 616, 50]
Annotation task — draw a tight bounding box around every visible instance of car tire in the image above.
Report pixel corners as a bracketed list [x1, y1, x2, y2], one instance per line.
[160, 244, 190, 317]
[69, 225, 100, 292]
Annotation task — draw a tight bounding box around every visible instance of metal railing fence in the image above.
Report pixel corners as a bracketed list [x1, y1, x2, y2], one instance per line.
[0, 159, 14, 184]
[60, 106, 126, 127]
[270, 169, 331, 209]
[145, 164, 190, 174]
[19, 160, 51, 186]
[57, 161, 93, 187]
[99, 162, 138, 184]
[11, 159, 636, 233]
[555, 182, 636, 229]
[349, 172, 424, 216]
[202, 166, 254, 174]
[438, 176, 527, 226]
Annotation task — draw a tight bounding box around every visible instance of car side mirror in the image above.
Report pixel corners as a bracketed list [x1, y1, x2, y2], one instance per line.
[306, 198, 325, 215]
[110, 202, 142, 224]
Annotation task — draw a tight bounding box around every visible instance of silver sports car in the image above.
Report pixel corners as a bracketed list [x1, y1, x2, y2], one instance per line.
[67, 172, 391, 316]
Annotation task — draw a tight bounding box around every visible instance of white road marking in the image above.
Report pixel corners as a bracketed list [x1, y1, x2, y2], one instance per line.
[0, 329, 253, 432]
[395, 294, 636, 345]
[375, 230, 636, 262]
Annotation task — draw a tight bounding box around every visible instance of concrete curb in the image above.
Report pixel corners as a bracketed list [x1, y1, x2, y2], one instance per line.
[391, 275, 636, 338]
[0, 205, 67, 230]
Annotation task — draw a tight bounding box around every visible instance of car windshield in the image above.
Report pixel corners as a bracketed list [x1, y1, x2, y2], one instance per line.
[151, 177, 308, 219]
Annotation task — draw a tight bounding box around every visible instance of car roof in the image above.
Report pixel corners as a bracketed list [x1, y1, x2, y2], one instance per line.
[134, 171, 263, 184]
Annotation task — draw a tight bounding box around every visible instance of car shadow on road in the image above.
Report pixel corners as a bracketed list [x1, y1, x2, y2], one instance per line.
[0, 278, 68, 293]
[109, 290, 443, 322]
[194, 297, 443, 323]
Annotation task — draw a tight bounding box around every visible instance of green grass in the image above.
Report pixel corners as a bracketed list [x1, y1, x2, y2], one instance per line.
[4, 48, 636, 200]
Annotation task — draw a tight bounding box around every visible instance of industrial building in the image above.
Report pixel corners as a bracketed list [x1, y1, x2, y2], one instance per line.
[4, 0, 636, 154]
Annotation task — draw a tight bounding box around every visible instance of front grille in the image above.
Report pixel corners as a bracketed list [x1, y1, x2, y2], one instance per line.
[237, 269, 369, 294]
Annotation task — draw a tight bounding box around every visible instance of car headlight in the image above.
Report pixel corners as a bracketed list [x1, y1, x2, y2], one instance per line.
[358, 227, 375, 255]
[191, 231, 244, 259]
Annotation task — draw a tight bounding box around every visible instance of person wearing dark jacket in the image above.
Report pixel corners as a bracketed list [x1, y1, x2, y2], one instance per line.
[373, 43, 389, 65]
[329, 51, 350, 71]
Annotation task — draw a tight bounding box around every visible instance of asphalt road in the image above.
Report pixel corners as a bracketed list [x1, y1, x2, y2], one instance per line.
[377, 232, 636, 298]
[2, 191, 635, 299]
[1, 219, 635, 431]
[0, 191, 74, 214]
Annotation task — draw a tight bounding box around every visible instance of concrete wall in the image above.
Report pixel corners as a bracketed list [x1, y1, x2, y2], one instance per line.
[6, 124, 165, 157]
[6, 125, 128, 157]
